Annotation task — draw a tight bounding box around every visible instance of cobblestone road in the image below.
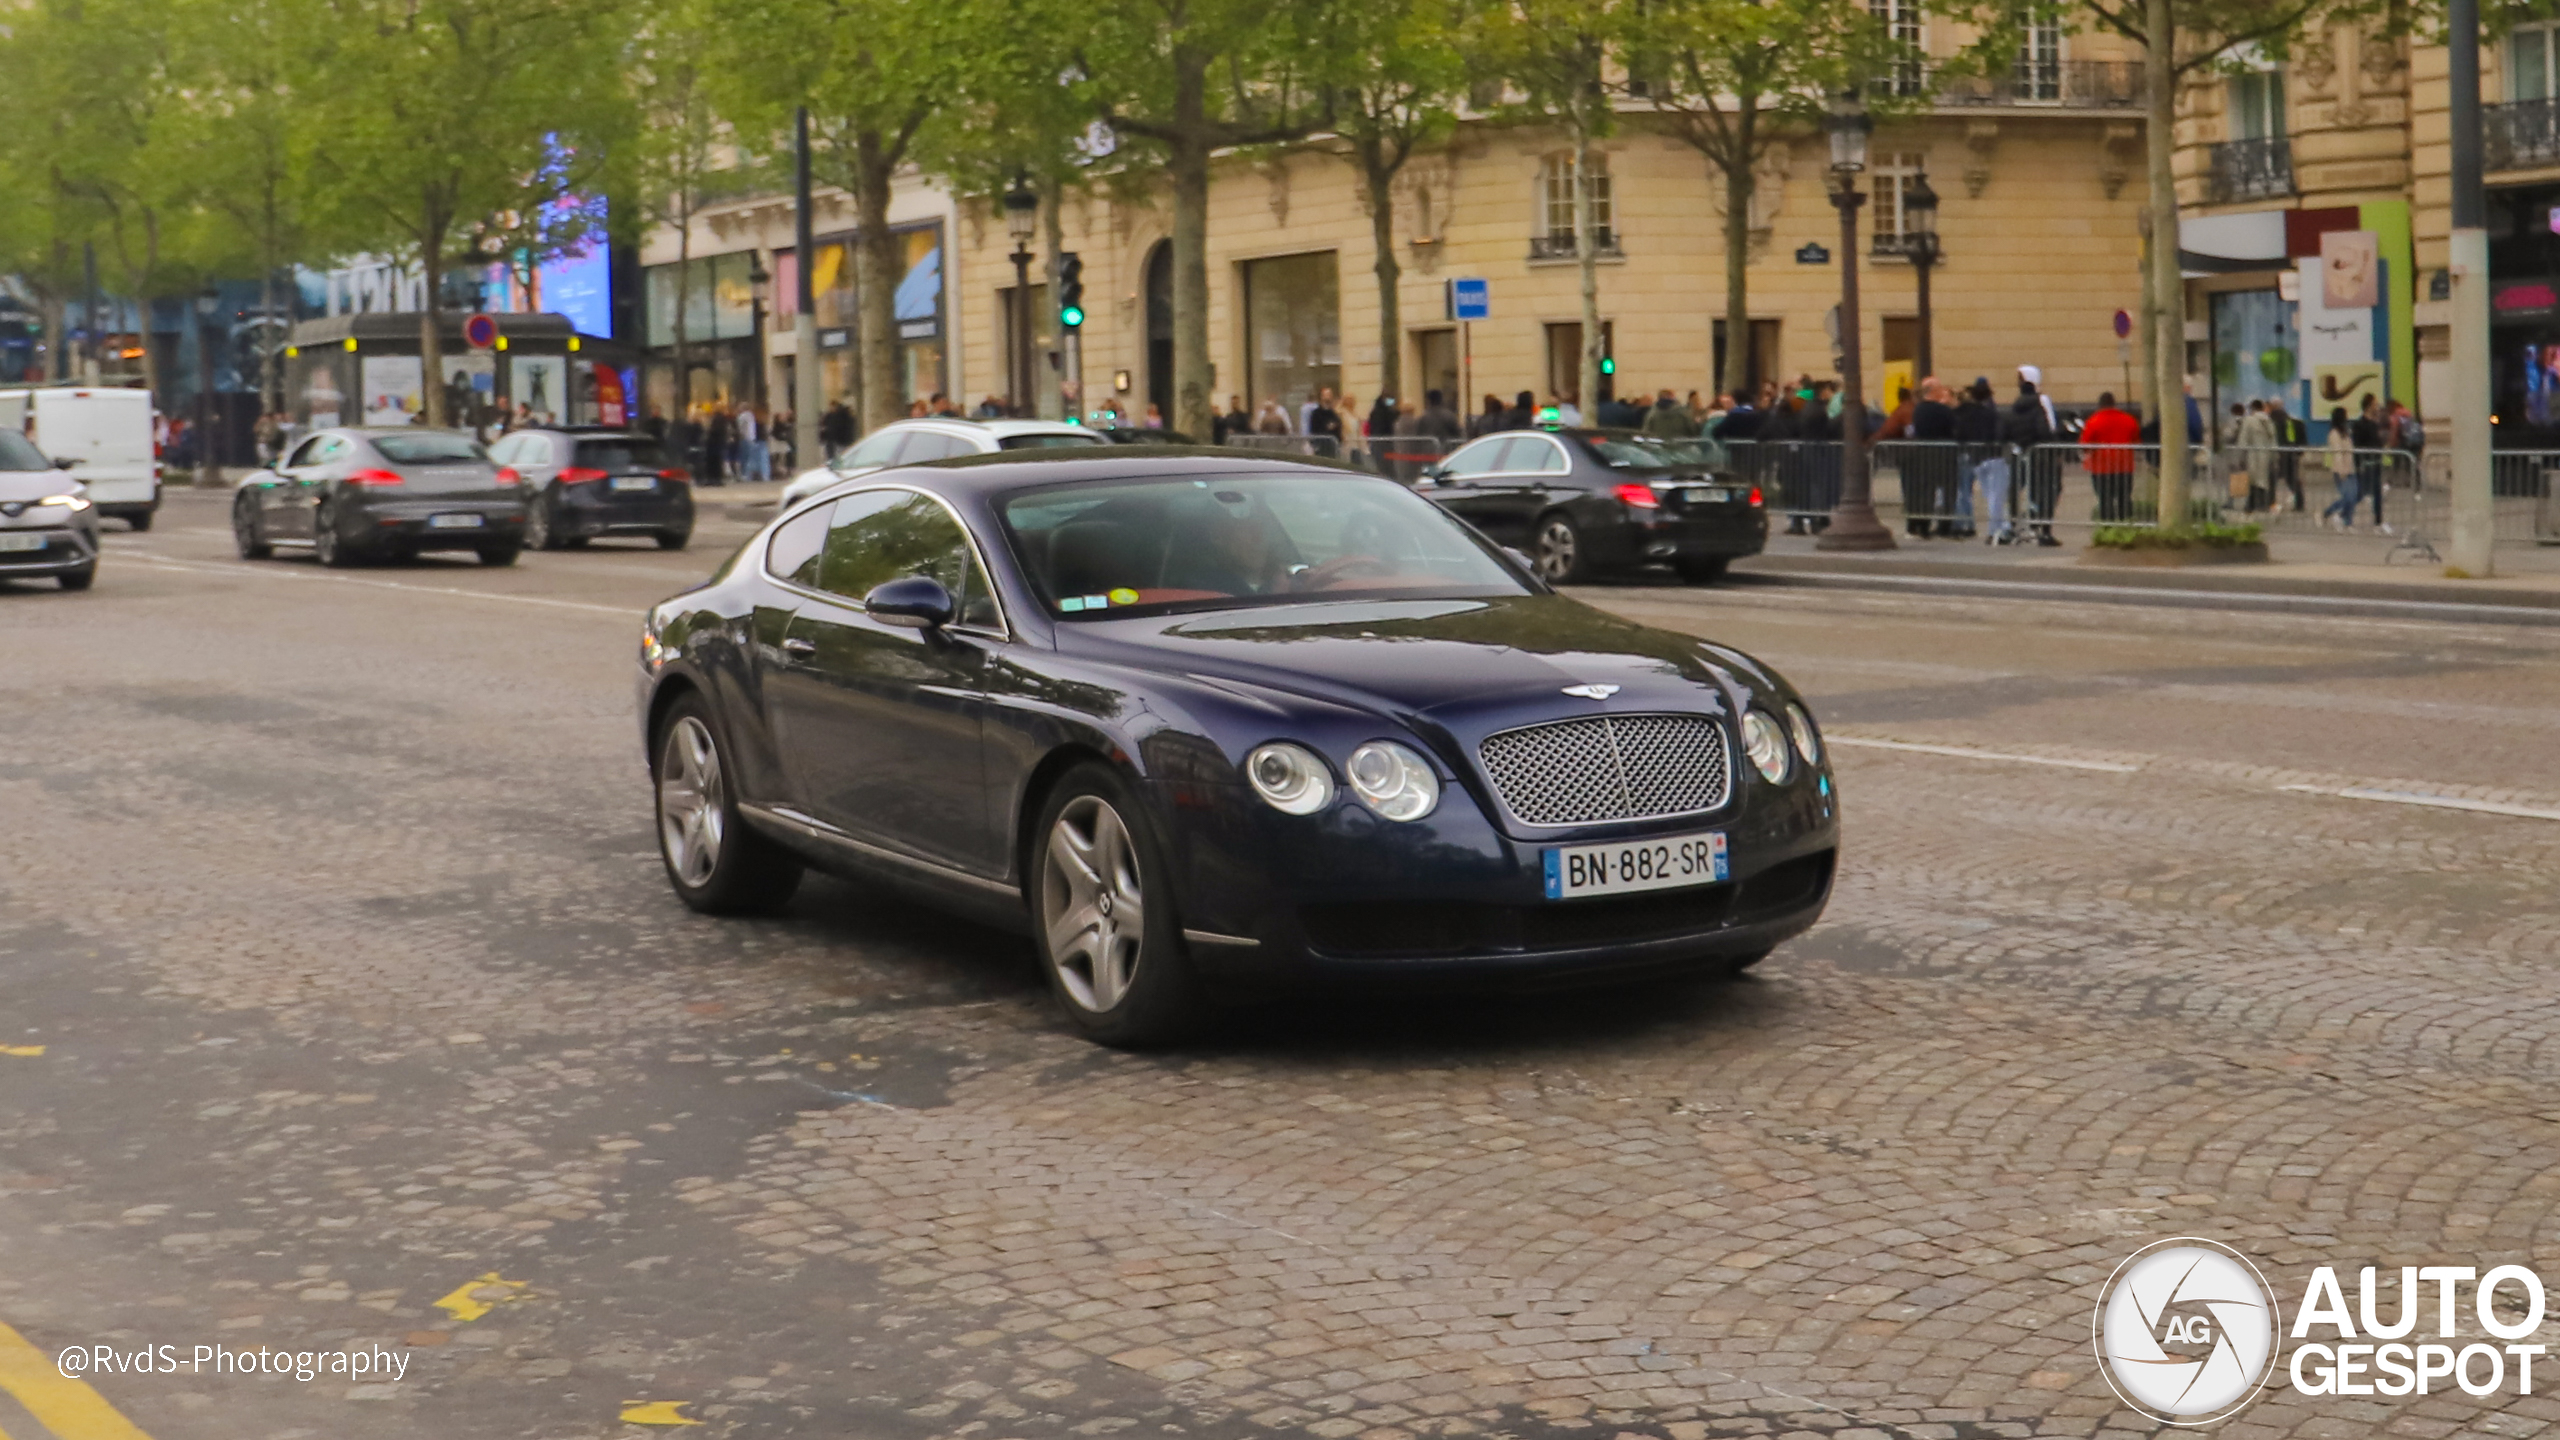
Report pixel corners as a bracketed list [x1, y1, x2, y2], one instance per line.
[2, 491, 2557, 1440]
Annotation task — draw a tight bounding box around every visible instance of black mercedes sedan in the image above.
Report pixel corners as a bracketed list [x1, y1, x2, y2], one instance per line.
[491, 426, 695, 551]
[638, 450, 1835, 1045]
[1420, 428, 1765, 584]
[232, 427, 527, 566]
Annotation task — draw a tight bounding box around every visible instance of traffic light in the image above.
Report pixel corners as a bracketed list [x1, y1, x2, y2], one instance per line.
[1057, 252, 1085, 329]
[1598, 354, 1616, 376]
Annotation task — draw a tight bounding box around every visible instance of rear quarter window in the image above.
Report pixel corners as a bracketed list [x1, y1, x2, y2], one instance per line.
[574, 438, 668, 471]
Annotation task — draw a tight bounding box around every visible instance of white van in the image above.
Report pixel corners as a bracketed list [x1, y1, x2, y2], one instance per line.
[0, 386, 160, 529]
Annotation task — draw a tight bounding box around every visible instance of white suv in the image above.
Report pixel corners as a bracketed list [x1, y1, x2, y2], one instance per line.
[777, 417, 1105, 510]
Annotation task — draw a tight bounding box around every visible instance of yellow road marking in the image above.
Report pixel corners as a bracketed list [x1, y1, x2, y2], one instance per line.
[0, 1047, 40, 1058]
[0, 1322, 155, 1440]
[428, 1273, 526, 1323]
[619, 1399, 703, 1425]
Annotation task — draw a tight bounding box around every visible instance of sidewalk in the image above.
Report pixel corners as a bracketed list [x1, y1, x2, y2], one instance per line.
[1735, 526, 2560, 620]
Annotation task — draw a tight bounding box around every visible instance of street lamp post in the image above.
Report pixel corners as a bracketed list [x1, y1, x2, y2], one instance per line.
[1819, 89, 1895, 551]
[1902, 171, 1941, 383]
[193, 286, 219, 489]
[747, 259, 772, 410]
[1002, 179, 1040, 417]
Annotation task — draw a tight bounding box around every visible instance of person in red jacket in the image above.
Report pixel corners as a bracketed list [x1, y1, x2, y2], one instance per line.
[2080, 392, 2141, 522]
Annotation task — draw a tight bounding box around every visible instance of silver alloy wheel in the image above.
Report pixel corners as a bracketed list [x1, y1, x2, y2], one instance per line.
[232, 496, 261, 555]
[526, 493, 553, 549]
[1041, 795, 1145, 1013]
[1537, 517, 1577, 581]
[658, 716, 726, 888]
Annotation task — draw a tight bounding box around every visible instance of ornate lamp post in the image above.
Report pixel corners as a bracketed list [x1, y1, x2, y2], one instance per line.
[747, 259, 772, 409]
[1818, 88, 1895, 551]
[1903, 170, 1941, 382]
[1002, 178, 1041, 417]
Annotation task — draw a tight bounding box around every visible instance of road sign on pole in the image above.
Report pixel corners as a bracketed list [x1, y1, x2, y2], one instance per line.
[1446, 278, 1490, 322]
[464, 314, 498, 350]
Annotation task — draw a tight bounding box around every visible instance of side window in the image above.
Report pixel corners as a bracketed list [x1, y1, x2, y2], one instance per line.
[839, 430, 909, 470]
[1517, 438, 1569, 473]
[488, 435, 525, 466]
[898, 431, 969, 463]
[315, 437, 350, 464]
[956, 549, 999, 630]
[284, 436, 328, 468]
[1439, 438, 1516, 478]
[816, 491, 972, 607]
[767, 505, 834, 589]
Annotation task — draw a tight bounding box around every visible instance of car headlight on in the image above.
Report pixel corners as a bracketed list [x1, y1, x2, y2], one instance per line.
[38, 493, 90, 511]
[1784, 703, 1821, 767]
[1346, 740, 1440, 821]
[1245, 742, 1334, 815]
[1741, 709, 1791, 784]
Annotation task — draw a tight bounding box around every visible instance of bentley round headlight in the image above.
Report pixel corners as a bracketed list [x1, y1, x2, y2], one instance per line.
[1245, 742, 1334, 815]
[1346, 740, 1440, 821]
[1784, 703, 1821, 767]
[1742, 709, 1791, 784]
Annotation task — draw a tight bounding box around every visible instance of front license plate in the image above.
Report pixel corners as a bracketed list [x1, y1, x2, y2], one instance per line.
[427, 513, 485, 529]
[610, 476, 655, 492]
[0, 533, 46, 552]
[1543, 830, 1728, 900]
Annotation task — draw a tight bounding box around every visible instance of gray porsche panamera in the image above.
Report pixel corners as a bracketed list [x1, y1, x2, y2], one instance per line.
[233, 427, 528, 566]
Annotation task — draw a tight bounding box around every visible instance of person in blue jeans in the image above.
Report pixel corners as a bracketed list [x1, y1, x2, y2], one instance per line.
[2319, 407, 2359, 529]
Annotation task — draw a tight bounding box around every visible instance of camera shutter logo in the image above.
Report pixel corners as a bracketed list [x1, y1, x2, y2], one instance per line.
[2093, 1238, 2281, 1425]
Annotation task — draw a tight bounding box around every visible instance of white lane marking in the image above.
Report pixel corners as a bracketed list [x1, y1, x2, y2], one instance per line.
[2277, 784, 2560, 822]
[1828, 736, 2143, 773]
[119, 552, 637, 617]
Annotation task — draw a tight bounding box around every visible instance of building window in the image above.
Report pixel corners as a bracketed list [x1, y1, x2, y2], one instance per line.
[1242, 251, 1341, 418]
[2512, 22, 2559, 101]
[2018, 18, 2063, 99]
[2228, 69, 2286, 140]
[1534, 153, 1613, 257]
[1870, 152, 1929, 247]
[1871, 0, 1926, 95]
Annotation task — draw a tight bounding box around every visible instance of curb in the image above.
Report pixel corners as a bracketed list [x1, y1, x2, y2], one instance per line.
[1724, 564, 2560, 627]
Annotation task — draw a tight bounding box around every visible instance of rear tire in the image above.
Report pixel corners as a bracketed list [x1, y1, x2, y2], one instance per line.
[1674, 556, 1729, 585]
[232, 494, 271, 559]
[476, 542, 521, 567]
[654, 698, 802, 915]
[57, 565, 95, 591]
[527, 491, 562, 550]
[1534, 512, 1587, 584]
[1030, 764, 1204, 1047]
[312, 503, 355, 567]
[126, 510, 153, 533]
[655, 530, 691, 551]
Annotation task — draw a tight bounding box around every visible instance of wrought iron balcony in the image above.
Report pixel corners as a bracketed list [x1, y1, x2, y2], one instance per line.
[2207, 137, 2295, 203]
[1527, 232, 1620, 261]
[2486, 98, 2560, 171]
[1936, 59, 2144, 109]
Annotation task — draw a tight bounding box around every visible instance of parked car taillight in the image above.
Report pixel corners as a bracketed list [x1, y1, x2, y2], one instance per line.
[558, 467, 611, 484]
[1613, 482, 1659, 509]
[493, 467, 523, 486]
[1748, 486, 1764, 507]
[345, 468, 405, 487]
[658, 468, 692, 483]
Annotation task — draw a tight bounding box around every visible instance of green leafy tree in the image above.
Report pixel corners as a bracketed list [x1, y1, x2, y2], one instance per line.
[306, 0, 629, 426]
[1480, 0, 1621, 415]
[1078, 0, 1345, 437]
[1327, 0, 1473, 409]
[617, 35, 727, 421]
[1624, 0, 1922, 400]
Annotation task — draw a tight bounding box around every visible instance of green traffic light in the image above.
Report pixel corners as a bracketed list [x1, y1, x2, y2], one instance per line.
[1599, 357, 1616, 375]
[1060, 305, 1085, 327]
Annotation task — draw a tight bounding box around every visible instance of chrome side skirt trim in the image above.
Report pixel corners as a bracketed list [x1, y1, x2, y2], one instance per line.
[739, 802, 1020, 900]
[1183, 929, 1261, 949]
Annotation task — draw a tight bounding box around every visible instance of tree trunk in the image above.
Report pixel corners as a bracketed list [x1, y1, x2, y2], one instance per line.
[2137, 208, 2158, 421]
[2145, 0, 2188, 533]
[1042, 175, 1066, 420]
[420, 236, 446, 429]
[1573, 120, 1603, 416]
[853, 138, 904, 431]
[673, 203, 694, 421]
[1720, 118, 1757, 400]
[1366, 151, 1403, 408]
[1168, 57, 1217, 441]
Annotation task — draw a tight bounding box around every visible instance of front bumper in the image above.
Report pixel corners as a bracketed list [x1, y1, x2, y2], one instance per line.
[1157, 762, 1836, 988]
[0, 523, 100, 576]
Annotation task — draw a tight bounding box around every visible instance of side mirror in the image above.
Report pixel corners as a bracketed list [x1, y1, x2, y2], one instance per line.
[1418, 463, 1444, 482]
[51, 456, 77, 469]
[864, 575, 956, 630]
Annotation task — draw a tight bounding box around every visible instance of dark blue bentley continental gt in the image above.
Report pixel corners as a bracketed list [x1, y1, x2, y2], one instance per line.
[637, 450, 1836, 1044]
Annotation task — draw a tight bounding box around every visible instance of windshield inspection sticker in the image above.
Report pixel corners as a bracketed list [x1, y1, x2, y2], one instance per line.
[1109, 588, 1139, 606]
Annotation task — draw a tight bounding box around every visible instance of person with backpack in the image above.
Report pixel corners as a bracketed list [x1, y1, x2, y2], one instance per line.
[2004, 375, 2058, 545]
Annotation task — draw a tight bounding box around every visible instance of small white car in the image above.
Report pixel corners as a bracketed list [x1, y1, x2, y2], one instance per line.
[0, 386, 159, 529]
[776, 417, 1106, 510]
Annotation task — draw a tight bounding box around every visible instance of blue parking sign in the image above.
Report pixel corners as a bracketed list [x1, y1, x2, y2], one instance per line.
[1447, 278, 1490, 322]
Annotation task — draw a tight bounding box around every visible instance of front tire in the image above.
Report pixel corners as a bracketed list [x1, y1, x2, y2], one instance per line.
[1032, 765, 1203, 1047]
[57, 564, 95, 591]
[1534, 512, 1587, 584]
[232, 495, 272, 559]
[654, 699, 802, 915]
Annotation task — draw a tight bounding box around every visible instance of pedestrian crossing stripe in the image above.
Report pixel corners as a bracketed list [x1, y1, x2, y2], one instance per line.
[0, 1322, 155, 1440]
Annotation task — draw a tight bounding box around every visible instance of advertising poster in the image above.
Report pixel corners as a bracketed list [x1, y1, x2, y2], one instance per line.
[360, 355, 423, 426]
[2311, 362, 2385, 422]
[2320, 229, 2381, 310]
[510, 354, 566, 425]
[301, 363, 345, 430]
[441, 353, 497, 436]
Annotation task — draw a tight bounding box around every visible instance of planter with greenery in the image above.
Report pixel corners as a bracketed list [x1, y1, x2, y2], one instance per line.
[2081, 519, 2268, 565]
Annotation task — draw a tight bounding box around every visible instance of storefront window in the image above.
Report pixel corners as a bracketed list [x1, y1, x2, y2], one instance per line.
[778, 223, 944, 411]
[1243, 252, 1340, 420]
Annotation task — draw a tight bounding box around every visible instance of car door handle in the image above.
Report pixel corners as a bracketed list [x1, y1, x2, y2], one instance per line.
[780, 637, 818, 656]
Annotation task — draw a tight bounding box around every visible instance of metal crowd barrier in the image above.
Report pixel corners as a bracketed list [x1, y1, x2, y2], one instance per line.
[1224, 433, 1343, 461]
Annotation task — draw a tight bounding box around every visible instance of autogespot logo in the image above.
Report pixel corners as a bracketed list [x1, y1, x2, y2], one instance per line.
[2093, 1238, 2282, 1425]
